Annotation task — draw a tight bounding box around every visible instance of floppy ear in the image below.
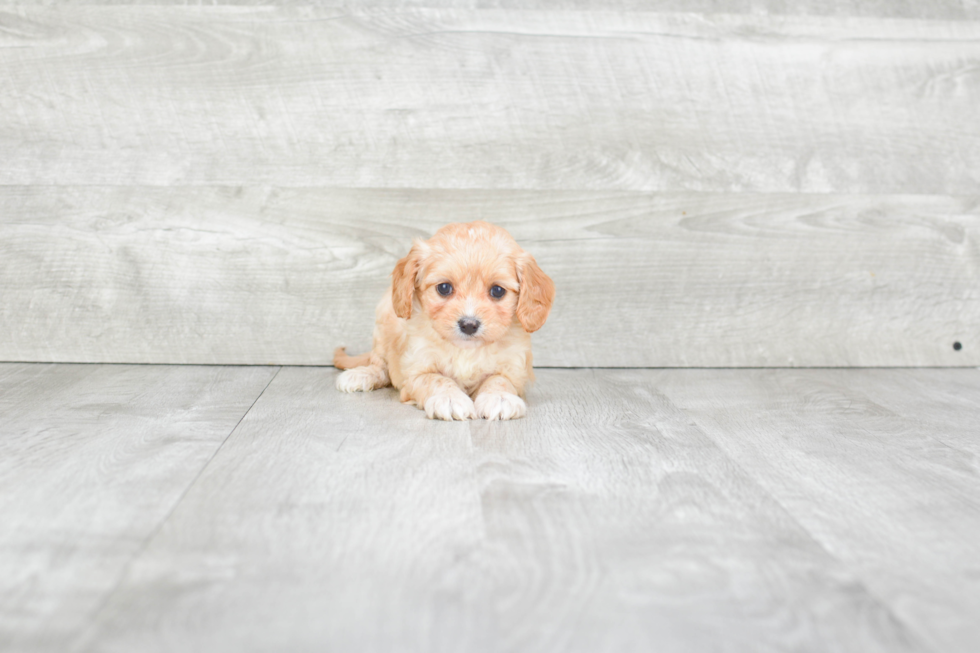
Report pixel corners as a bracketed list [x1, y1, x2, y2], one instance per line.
[391, 242, 423, 319]
[516, 252, 555, 333]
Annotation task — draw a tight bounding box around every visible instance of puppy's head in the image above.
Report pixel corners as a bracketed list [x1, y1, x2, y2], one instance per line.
[391, 221, 555, 347]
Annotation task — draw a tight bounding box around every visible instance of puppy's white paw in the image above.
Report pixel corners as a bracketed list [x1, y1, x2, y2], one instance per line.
[336, 368, 377, 393]
[475, 392, 527, 421]
[424, 389, 476, 421]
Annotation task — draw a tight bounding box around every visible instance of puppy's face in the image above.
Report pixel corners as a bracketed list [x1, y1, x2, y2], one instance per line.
[418, 243, 520, 348]
[391, 222, 554, 348]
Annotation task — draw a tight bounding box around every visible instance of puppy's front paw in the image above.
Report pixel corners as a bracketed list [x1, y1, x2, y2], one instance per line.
[475, 392, 527, 421]
[424, 389, 476, 421]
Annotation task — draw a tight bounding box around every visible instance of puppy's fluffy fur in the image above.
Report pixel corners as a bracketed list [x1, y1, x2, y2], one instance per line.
[334, 221, 555, 421]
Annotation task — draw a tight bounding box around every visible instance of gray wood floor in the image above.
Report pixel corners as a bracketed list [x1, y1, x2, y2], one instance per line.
[2, 363, 978, 652]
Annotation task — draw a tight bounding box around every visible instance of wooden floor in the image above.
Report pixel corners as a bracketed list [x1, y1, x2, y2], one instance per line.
[2, 363, 978, 652]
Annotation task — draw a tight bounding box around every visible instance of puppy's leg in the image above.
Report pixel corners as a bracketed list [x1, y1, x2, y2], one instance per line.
[336, 359, 390, 393]
[333, 346, 371, 370]
[473, 375, 527, 421]
[402, 373, 476, 421]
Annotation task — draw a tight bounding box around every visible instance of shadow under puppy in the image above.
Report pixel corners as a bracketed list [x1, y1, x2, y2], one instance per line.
[334, 221, 555, 421]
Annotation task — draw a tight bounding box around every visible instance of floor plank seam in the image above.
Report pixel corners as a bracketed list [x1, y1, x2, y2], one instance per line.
[67, 365, 283, 653]
[669, 405, 941, 653]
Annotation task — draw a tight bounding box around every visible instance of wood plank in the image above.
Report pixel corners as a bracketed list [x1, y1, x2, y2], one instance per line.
[795, 369, 980, 459]
[1, 186, 976, 367]
[24, 2, 980, 20]
[0, 363, 278, 653]
[2, 7, 979, 193]
[657, 368, 980, 653]
[74, 366, 486, 653]
[77, 368, 927, 653]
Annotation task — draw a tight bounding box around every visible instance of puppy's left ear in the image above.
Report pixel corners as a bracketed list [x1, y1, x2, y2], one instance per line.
[391, 241, 424, 319]
[516, 252, 555, 333]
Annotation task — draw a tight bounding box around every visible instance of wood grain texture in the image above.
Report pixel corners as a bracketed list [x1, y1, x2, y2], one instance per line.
[2, 7, 980, 193]
[11, 1, 980, 19]
[74, 365, 487, 653]
[76, 367, 929, 653]
[832, 368, 980, 457]
[657, 368, 980, 653]
[1, 186, 976, 367]
[0, 363, 278, 653]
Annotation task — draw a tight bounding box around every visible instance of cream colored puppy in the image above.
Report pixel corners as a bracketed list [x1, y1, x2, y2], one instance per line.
[334, 221, 555, 421]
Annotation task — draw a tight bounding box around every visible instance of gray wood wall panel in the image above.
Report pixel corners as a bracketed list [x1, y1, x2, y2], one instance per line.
[0, 363, 278, 653]
[3, 5, 978, 366]
[1, 187, 976, 367]
[2, 8, 979, 194]
[8, 2, 980, 21]
[75, 367, 930, 653]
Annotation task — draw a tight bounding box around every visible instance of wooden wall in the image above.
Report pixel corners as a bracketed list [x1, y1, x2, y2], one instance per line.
[1, 3, 977, 366]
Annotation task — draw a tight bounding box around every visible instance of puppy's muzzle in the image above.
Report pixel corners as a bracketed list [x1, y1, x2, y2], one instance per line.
[458, 317, 481, 336]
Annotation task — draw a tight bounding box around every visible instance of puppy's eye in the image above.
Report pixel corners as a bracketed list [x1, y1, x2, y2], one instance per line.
[489, 285, 506, 299]
[436, 282, 453, 297]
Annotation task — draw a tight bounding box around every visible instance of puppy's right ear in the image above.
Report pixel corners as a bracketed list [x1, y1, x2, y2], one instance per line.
[391, 241, 424, 319]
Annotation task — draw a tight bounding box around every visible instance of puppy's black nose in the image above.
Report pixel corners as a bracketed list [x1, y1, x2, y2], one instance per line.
[458, 317, 480, 335]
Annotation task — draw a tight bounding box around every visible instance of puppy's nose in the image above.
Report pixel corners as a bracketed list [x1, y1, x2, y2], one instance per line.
[458, 317, 481, 336]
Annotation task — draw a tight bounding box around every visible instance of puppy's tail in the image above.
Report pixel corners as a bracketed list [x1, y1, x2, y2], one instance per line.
[333, 346, 372, 370]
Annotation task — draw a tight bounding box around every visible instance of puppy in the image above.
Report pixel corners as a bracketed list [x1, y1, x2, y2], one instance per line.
[334, 221, 555, 421]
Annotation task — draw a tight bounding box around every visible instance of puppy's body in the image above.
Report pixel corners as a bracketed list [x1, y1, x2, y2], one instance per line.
[335, 222, 554, 421]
